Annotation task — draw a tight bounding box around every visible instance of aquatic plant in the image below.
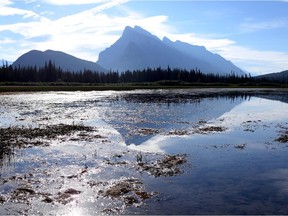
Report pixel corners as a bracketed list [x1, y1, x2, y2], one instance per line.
[275, 130, 288, 143]
[136, 153, 143, 163]
[0, 124, 95, 169]
[197, 126, 227, 133]
[234, 143, 246, 149]
[137, 154, 187, 177]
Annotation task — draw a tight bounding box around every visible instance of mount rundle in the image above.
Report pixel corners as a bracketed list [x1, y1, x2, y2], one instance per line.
[13, 26, 245, 75]
[97, 26, 244, 75]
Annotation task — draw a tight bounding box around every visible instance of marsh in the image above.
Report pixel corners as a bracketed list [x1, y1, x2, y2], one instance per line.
[1, 88, 288, 215]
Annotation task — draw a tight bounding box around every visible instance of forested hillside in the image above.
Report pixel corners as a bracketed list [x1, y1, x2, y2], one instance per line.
[0, 61, 253, 84]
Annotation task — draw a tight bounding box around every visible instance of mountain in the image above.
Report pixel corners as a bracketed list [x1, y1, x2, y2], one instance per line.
[12, 50, 106, 72]
[97, 26, 245, 75]
[162, 37, 245, 75]
[256, 70, 288, 82]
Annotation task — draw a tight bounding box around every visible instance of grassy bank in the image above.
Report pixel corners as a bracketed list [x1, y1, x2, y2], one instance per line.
[0, 81, 288, 92]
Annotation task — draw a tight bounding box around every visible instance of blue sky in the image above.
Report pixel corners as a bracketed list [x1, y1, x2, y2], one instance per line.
[0, 0, 287, 75]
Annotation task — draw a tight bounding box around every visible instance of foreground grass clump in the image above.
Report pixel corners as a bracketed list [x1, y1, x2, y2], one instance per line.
[0, 124, 93, 140]
[137, 154, 187, 177]
[196, 126, 227, 134]
[0, 124, 94, 158]
[276, 130, 288, 143]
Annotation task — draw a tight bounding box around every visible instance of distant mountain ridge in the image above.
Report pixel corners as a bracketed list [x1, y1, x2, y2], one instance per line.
[256, 70, 288, 82]
[97, 26, 245, 75]
[12, 50, 106, 72]
[11, 26, 246, 76]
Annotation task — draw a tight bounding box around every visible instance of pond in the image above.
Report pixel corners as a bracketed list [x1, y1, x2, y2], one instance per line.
[1, 88, 288, 215]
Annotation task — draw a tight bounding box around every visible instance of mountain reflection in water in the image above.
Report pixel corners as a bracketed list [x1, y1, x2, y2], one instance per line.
[97, 90, 249, 145]
[1, 89, 288, 215]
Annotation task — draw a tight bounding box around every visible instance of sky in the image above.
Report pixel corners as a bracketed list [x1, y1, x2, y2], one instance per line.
[0, 0, 288, 75]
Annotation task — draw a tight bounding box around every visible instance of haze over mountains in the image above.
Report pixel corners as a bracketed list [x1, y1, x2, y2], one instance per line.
[11, 25, 246, 75]
[256, 70, 288, 82]
[97, 26, 245, 75]
[12, 50, 106, 72]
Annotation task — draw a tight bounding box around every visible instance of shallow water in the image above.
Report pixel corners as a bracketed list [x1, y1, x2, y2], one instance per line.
[1, 88, 288, 215]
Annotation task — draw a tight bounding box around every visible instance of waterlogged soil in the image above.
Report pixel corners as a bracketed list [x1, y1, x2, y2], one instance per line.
[0, 123, 186, 215]
[1, 88, 288, 215]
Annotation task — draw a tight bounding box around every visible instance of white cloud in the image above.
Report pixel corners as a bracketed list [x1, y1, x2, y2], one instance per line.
[25, 0, 37, 3]
[0, 3, 40, 19]
[59, 0, 129, 20]
[215, 97, 288, 129]
[239, 19, 288, 33]
[147, 31, 288, 74]
[0, 0, 13, 6]
[0, 38, 16, 44]
[40, 10, 54, 16]
[0, 0, 169, 62]
[166, 32, 236, 49]
[41, 0, 112, 6]
[213, 45, 288, 74]
[1, 0, 287, 74]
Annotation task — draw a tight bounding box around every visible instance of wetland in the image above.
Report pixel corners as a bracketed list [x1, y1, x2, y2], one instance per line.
[1, 88, 288, 215]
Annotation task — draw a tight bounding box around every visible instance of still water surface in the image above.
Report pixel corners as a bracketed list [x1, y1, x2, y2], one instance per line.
[1, 89, 288, 215]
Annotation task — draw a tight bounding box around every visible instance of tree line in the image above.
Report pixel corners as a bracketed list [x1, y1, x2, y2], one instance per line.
[0, 60, 257, 84]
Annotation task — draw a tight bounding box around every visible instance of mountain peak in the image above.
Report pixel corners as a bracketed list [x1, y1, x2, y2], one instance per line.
[162, 36, 172, 43]
[133, 25, 151, 35]
[26, 49, 42, 54]
[97, 25, 246, 75]
[44, 49, 60, 54]
[122, 26, 133, 34]
[122, 25, 160, 41]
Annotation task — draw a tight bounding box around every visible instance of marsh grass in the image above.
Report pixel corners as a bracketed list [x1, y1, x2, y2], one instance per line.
[196, 126, 227, 134]
[0, 124, 93, 141]
[0, 124, 94, 165]
[0, 84, 191, 92]
[1, 83, 288, 93]
[137, 154, 187, 177]
[276, 130, 288, 143]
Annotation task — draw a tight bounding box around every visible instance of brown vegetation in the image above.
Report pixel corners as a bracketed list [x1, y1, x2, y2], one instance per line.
[196, 126, 227, 134]
[0, 124, 96, 158]
[138, 154, 187, 177]
[276, 130, 288, 143]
